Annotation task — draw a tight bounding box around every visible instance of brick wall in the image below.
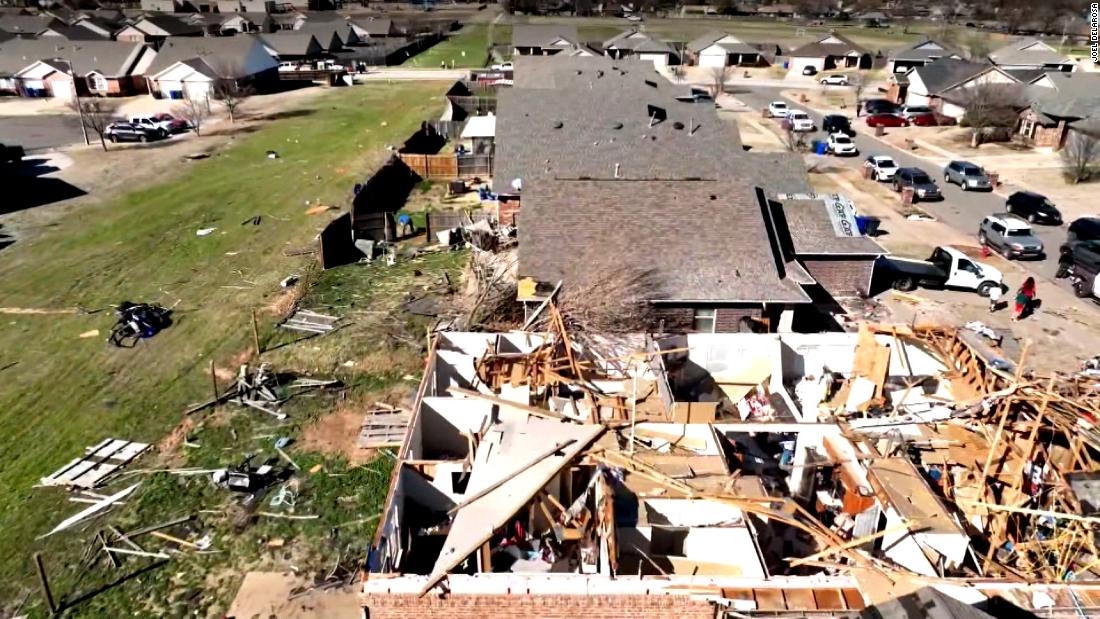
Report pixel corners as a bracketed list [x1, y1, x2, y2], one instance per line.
[362, 594, 717, 619]
[653, 306, 763, 332]
[802, 258, 875, 298]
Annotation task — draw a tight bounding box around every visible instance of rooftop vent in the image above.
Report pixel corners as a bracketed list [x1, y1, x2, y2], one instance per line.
[644, 79, 658, 88]
[672, 121, 685, 130]
[709, 194, 717, 200]
[596, 70, 604, 77]
[552, 120, 563, 129]
[611, 121, 623, 130]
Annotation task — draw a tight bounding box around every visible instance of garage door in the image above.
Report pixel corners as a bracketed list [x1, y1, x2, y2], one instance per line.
[699, 52, 727, 68]
[49, 80, 73, 101]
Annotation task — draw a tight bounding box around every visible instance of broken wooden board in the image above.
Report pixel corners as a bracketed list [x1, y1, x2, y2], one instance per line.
[279, 309, 339, 335]
[40, 439, 150, 489]
[358, 409, 411, 449]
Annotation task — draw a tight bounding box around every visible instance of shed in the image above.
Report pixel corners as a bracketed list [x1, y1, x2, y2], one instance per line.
[459, 114, 495, 154]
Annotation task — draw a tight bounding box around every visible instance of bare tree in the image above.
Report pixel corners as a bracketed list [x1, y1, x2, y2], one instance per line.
[709, 65, 732, 98]
[213, 79, 254, 123]
[964, 35, 991, 61]
[784, 126, 809, 152]
[174, 94, 211, 137]
[1062, 131, 1100, 184]
[69, 98, 118, 152]
[959, 83, 1025, 148]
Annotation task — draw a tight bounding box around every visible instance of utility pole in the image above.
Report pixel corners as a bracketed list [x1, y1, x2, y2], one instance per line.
[59, 45, 90, 146]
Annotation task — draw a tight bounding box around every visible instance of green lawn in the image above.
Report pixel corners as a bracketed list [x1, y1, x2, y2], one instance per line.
[0, 81, 449, 616]
[403, 23, 513, 68]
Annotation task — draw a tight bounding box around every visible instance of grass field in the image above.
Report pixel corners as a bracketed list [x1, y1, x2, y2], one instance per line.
[0, 81, 452, 616]
[403, 22, 513, 68]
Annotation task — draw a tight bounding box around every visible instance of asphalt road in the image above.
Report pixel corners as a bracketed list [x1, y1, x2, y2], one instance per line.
[735, 86, 1069, 284]
[0, 114, 84, 152]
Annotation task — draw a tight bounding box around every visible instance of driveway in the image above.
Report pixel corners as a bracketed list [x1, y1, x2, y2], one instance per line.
[0, 114, 85, 152]
[737, 86, 1070, 285]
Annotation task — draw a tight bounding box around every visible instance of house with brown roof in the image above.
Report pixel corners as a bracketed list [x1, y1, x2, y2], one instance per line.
[787, 32, 871, 74]
[348, 17, 399, 40]
[1018, 72, 1100, 150]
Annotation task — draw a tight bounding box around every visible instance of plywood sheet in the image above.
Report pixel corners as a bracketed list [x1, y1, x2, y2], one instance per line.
[754, 588, 786, 610]
[784, 588, 817, 610]
[814, 588, 846, 610]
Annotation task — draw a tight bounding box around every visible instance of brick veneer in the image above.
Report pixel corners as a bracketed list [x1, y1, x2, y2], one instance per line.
[362, 593, 717, 619]
[801, 258, 875, 298]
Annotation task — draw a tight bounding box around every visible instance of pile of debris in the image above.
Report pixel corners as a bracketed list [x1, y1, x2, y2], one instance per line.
[229, 363, 340, 420]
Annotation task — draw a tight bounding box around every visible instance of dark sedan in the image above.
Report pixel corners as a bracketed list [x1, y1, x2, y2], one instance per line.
[865, 113, 909, 128]
[1005, 191, 1063, 224]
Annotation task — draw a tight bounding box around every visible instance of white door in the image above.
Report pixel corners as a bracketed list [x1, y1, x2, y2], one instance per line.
[49, 79, 73, 101]
[946, 258, 981, 289]
[699, 51, 727, 68]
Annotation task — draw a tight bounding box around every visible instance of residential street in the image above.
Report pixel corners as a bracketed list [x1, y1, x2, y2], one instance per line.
[0, 114, 83, 152]
[734, 86, 1071, 285]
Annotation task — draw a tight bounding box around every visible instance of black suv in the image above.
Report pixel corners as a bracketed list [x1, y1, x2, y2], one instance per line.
[105, 122, 161, 143]
[822, 114, 855, 136]
[1005, 191, 1062, 224]
[1058, 239, 1100, 279]
[862, 99, 900, 116]
[892, 167, 941, 202]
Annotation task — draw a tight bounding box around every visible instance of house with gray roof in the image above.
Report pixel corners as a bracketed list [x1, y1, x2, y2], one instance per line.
[0, 38, 155, 98]
[988, 38, 1074, 72]
[1019, 72, 1100, 150]
[39, 22, 109, 41]
[787, 32, 870, 74]
[145, 35, 278, 99]
[0, 14, 59, 38]
[886, 39, 961, 74]
[115, 14, 204, 49]
[893, 58, 1022, 119]
[349, 17, 399, 39]
[603, 29, 677, 67]
[511, 24, 585, 56]
[258, 31, 324, 62]
[688, 31, 769, 67]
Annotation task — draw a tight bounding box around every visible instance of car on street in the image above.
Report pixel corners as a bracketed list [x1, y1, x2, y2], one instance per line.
[862, 99, 901, 116]
[1057, 239, 1100, 282]
[864, 155, 899, 181]
[819, 74, 849, 86]
[152, 113, 190, 133]
[978, 214, 1044, 259]
[767, 101, 789, 117]
[822, 114, 855, 136]
[1005, 191, 1063, 224]
[127, 116, 171, 138]
[879, 245, 1004, 297]
[908, 112, 957, 127]
[865, 113, 909, 128]
[104, 122, 162, 143]
[827, 132, 858, 156]
[943, 160, 992, 191]
[1067, 217, 1100, 244]
[802, 65, 818, 75]
[892, 167, 941, 201]
[899, 105, 933, 120]
[784, 110, 815, 132]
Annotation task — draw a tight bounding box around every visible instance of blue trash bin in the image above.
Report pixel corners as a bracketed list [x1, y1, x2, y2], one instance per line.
[814, 141, 828, 155]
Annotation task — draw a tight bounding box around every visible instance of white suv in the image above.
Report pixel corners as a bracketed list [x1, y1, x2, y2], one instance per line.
[820, 74, 849, 86]
[827, 132, 858, 156]
[864, 155, 899, 181]
[767, 101, 789, 118]
[128, 116, 170, 138]
[785, 110, 814, 132]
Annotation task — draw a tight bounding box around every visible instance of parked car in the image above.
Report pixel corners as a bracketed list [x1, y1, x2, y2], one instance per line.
[865, 113, 909, 128]
[1057, 239, 1100, 282]
[943, 160, 992, 191]
[104, 122, 161, 143]
[784, 110, 815, 132]
[879, 245, 1004, 297]
[908, 112, 957, 127]
[767, 101, 789, 118]
[978, 214, 1044, 259]
[127, 116, 171, 137]
[862, 99, 900, 115]
[802, 65, 818, 76]
[491, 61, 514, 71]
[899, 105, 933, 120]
[892, 167, 941, 201]
[1005, 191, 1062, 224]
[864, 155, 899, 181]
[827, 132, 858, 156]
[822, 114, 855, 136]
[152, 113, 190, 133]
[819, 74, 849, 86]
[1067, 217, 1100, 244]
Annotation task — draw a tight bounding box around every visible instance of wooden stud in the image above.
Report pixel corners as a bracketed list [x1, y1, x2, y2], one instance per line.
[251, 308, 261, 358]
[33, 553, 57, 616]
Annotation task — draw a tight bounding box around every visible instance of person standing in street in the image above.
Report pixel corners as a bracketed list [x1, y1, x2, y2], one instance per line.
[988, 284, 1003, 313]
[1013, 277, 1036, 322]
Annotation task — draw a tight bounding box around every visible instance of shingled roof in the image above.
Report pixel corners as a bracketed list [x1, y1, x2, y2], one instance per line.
[146, 35, 275, 78]
[988, 38, 1071, 67]
[0, 14, 59, 36]
[603, 29, 674, 54]
[888, 39, 960, 62]
[518, 179, 811, 303]
[0, 38, 150, 76]
[910, 58, 991, 95]
[511, 24, 580, 49]
[776, 199, 886, 256]
[788, 32, 868, 58]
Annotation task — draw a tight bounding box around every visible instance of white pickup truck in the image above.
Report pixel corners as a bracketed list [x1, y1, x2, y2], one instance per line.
[879, 246, 1005, 297]
[128, 116, 171, 137]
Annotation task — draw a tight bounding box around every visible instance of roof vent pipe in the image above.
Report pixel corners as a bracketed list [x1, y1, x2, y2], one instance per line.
[614, 163, 621, 178]
[689, 117, 698, 136]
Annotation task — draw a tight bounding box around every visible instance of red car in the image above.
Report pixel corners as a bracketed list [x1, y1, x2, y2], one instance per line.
[153, 113, 191, 133]
[908, 112, 958, 127]
[865, 113, 909, 128]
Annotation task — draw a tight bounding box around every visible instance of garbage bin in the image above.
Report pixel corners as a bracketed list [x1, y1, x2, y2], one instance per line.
[855, 215, 881, 236]
[875, 125, 885, 137]
[901, 187, 915, 205]
[813, 140, 828, 155]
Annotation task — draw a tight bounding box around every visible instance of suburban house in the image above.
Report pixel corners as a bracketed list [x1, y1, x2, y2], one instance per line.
[72, 16, 123, 38]
[756, 2, 797, 17]
[270, 12, 308, 31]
[687, 31, 767, 67]
[787, 33, 871, 74]
[497, 56, 882, 329]
[0, 14, 59, 38]
[296, 21, 358, 51]
[0, 38, 155, 98]
[855, 10, 890, 27]
[602, 30, 677, 68]
[39, 23, 110, 41]
[115, 14, 205, 48]
[511, 24, 585, 56]
[348, 17, 400, 40]
[144, 35, 278, 99]
[258, 31, 324, 64]
[889, 58, 1020, 119]
[885, 39, 961, 74]
[1018, 72, 1100, 150]
[216, 0, 276, 12]
[217, 12, 273, 34]
[988, 38, 1074, 72]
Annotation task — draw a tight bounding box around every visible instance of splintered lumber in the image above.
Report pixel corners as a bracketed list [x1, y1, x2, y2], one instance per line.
[34, 553, 56, 615]
[957, 500, 1100, 525]
[447, 440, 578, 516]
[280, 309, 339, 335]
[40, 439, 150, 489]
[358, 408, 410, 448]
[521, 280, 562, 330]
[447, 386, 564, 421]
[40, 484, 140, 538]
[788, 521, 918, 567]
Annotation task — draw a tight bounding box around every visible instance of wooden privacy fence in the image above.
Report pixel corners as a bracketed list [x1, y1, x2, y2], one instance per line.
[397, 153, 493, 180]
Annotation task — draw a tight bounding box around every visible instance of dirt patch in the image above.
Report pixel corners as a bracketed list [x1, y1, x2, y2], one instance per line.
[227, 571, 362, 619]
[297, 386, 410, 465]
[156, 416, 197, 467]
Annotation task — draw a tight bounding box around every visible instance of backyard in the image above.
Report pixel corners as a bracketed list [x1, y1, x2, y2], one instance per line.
[0, 81, 454, 617]
[403, 22, 513, 68]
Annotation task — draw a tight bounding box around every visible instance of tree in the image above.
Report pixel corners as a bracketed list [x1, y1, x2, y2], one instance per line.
[174, 94, 211, 137]
[964, 35, 991, 61]
[69, 98, 118, 152]
[213, 80, 253, 123]
[959, 82, 1024, 147]
[784, 126, 809, 152]
[709, 65, 732, 98]
[1062, 131, 1100, 184]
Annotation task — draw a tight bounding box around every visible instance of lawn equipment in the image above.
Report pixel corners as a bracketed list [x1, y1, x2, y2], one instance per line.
[108, 302, 173, 348]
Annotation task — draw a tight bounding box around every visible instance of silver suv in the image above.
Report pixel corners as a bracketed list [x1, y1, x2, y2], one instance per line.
[944, 160, 991, 191]
[978, 214, 1044, 259]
